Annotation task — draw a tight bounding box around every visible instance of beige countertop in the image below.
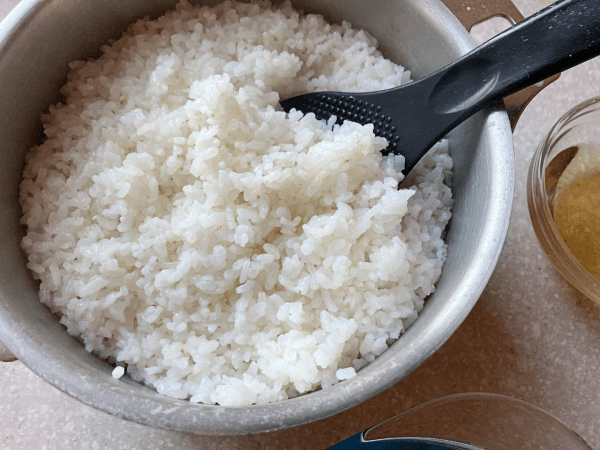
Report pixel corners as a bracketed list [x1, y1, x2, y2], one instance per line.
[2, 0, 600, 448]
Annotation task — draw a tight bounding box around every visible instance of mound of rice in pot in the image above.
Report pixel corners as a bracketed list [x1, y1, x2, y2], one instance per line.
[19, 0, 453, 406]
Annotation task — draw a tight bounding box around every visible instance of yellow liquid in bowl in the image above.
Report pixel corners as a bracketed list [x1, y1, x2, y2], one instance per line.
[554, 174, 600, 277]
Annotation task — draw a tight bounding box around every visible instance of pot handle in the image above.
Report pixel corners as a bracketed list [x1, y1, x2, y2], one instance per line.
[0, 339, 16, 362]
[442, 0, 560, 131]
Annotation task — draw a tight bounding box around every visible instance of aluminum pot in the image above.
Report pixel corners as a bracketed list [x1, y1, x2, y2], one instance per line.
[0, 0, 526, 434]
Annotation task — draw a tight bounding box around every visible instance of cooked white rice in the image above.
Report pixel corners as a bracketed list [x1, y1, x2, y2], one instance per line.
[19, 0, 453, 406]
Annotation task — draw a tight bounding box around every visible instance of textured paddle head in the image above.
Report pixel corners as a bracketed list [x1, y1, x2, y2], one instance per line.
[280, 91, 402, 155]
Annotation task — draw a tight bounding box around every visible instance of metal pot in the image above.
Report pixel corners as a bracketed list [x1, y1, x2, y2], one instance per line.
[0, 0, 538, 434]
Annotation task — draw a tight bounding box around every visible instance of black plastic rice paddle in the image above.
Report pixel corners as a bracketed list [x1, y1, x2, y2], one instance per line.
[280, 0, 600, 175]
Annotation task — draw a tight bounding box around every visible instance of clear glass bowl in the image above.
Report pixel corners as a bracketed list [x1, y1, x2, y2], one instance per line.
[527, 96, 600, 303]
[362, 393, 591, 449]
[329, 393, 590, 449]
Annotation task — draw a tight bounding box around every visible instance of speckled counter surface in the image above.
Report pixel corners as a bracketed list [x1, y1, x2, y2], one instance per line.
[2, 0, 600, 449]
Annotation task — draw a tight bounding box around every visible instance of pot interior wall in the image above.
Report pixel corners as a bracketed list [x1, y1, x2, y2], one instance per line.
[0, 0, 512, 434]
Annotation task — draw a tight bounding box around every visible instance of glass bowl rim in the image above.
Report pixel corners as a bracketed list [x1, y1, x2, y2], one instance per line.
[527, 95, 600, 304]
